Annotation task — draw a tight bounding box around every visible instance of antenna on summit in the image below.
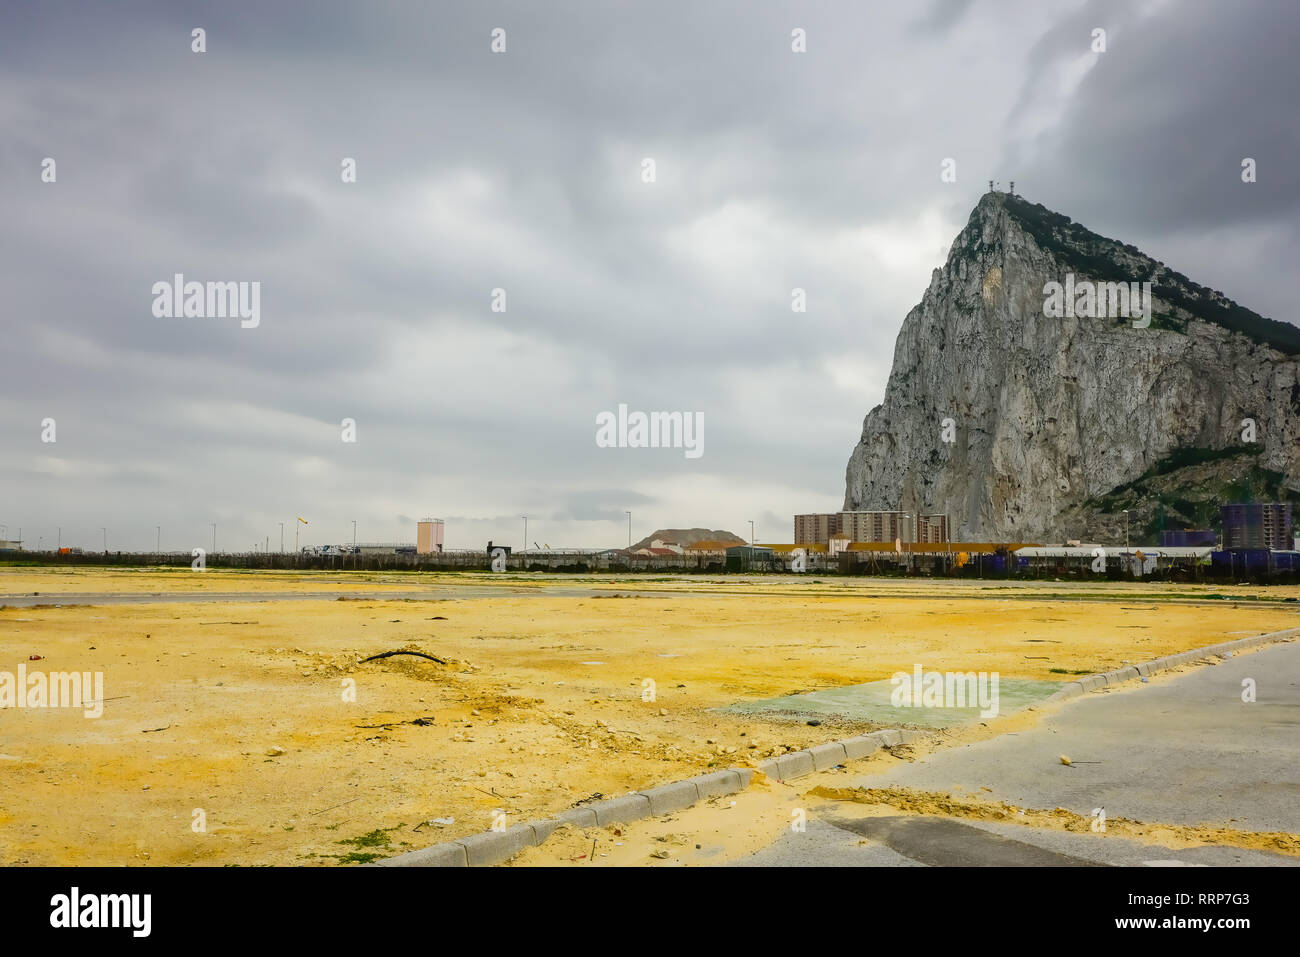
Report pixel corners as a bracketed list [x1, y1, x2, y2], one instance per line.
[1009, 180, 1015, 196]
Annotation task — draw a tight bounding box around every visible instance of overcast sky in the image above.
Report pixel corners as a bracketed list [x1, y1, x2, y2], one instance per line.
[2, 0, 1297, 552]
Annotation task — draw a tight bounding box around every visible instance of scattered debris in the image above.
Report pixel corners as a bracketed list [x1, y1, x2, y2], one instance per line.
[1060, 754, 1100, 767]
[360, 650, 447, 665]
[310, 797, 361, 816]
[354, 716, 437, 730]
[413, 817, 454, 831]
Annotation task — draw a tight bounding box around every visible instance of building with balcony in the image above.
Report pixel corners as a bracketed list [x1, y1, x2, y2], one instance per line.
[794, 511, 949, 545]
[1221, 503, 1293, 550]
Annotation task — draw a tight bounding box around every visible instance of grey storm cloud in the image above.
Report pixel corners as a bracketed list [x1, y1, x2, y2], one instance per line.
[1, 0, 1296, 551]
[550, 489, 658, 524]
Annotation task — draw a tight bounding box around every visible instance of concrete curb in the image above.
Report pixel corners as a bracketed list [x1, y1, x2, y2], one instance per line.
[376, 626, 1300, 867]
[375, 727, 927, 867]
[1042, 625, 1300, 705]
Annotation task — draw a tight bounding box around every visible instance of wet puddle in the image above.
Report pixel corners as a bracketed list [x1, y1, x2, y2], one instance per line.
[720, 677, 1063, 728]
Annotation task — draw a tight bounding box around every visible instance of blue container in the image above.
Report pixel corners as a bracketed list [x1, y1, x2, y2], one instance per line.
[1160, 529, 1216, 547]
[1213, 549, 1271, 571]
[1271, 551, 1299, 571]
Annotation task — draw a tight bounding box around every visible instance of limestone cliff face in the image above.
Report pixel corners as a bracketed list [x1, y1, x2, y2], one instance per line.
[843, 192, 1300, 541]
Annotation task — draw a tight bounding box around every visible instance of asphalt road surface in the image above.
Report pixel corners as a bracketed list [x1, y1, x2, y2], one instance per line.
[734, 639, 1300, 866]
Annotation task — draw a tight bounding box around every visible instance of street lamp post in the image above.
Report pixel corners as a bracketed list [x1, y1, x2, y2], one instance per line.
[279, 522, 285, 554]
[625, 511, 631, 549]
[945, 512, 952, 573]
[211, 523, 217, 553]
[156, 526, 161, 552]
[1121, 509, 1131, 578]
[748, 520, 755, 546]
[522, 515, 528, 552]
[102, 527, 107, 552]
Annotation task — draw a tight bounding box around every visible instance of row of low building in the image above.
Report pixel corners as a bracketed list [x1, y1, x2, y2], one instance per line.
[627, 538, 741, 557]
[302, 543, 418, 556]
[305, 518, 447, 557]
[774, 503, 1297, 575]
[793, 504, 1296, 550]
[288, 501, 1300, 567]
[716, 540, 1300, 576]
[728, 540, 1038, 572]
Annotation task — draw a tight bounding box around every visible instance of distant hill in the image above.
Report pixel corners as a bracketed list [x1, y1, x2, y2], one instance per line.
[629, 528, 746, 551]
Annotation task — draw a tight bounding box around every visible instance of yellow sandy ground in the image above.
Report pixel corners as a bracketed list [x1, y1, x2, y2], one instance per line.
[0, 566, 419, 595]
[1, 567, 1297, 865]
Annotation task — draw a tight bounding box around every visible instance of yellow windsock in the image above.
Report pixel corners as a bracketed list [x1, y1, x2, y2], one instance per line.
[297, 516, 309, 524]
